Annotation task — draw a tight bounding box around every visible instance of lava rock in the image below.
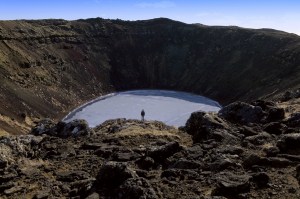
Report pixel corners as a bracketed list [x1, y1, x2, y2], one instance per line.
[244, 132, 272, 145]
[85, 192, 100, 199]
[56, 170, 90, 182]
[95, 162, 137, 189]
[118, 177, 158, 199]
[148, 142, 181, 163]
[218, 101, 264, 124]
[263, 122, 286, 135]
[263, 146, 280, 157]
[277, 133, 300, 154]
[185, 111, 229, 142]
[136, 157, 156, 170]
[0, 158, 7, 169]
[32, 119, 93, 138]
[251, 172, 270, 188]
[285, 113, 300, 127]
[265, 107, 285, 122]
[56, 120, 94, 137]
[31, 118, 56, 135]
[168, 159, 203, 170]
[212, 172, 251, 197]
[295, 164, 300, 182]
[243, 154, 293, 168]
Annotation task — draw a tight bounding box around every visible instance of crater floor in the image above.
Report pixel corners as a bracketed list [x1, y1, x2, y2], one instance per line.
[63, 90, 221, 127]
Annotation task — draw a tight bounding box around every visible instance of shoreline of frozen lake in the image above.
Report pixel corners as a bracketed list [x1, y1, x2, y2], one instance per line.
[63, 90, 221, 127]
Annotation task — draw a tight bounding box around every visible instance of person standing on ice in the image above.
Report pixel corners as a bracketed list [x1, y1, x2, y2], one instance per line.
[141, 109, 145, 121]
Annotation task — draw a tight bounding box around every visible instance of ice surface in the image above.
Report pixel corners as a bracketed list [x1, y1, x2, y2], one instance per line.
[63, 90, 221, 127]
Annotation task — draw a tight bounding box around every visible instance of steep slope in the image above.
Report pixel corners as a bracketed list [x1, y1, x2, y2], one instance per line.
[0, 18, 300, 134]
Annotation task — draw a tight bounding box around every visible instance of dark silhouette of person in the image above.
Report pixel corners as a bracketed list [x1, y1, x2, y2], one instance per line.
[141, 109, 145, 121]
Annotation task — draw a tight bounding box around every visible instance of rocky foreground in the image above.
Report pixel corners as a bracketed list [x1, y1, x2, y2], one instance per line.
[1, 98, 300, 198]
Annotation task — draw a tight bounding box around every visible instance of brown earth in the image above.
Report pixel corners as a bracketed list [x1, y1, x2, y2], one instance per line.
[1, 18, 300, 134]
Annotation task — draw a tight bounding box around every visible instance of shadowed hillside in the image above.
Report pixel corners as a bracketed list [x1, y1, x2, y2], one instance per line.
[0, 18, 300, 134]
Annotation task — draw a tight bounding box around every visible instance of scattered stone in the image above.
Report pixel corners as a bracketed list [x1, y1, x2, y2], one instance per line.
[295, 164, 300, 182]
[263, 122, 286, 135]
[4, 186, 23, 195]
[33, 190, 50, 199]
[55, 120, 94, 137]
[95, 161, 137, 189]
[0, 158, 7, 169]
[212, 172, 251, 197]
[136, 157, 156, 170]
[118, 177, 159, 199]
[263, 146, 280, 157]
[278, 154, 300, 162]
[56, 170, 90, 182]
[277, 133, 300, 154]
[285, 113, 300, 127]
[32, 119, 93, 137]
[185, 111, 230, 142]
[112, 151, 141, 162]
[265, 107, 285, 122]
[218, 101, 264, 124]
[251, 172, 270, 188]
[243, 154, 293, 168]
[238, 126, 259, 137]
[148, 142, 181, 163]
[244, 132, 272, 145]
[85, 192, 100, 199]
[169, 159, 203, 170]
[31, 118, 56, 135]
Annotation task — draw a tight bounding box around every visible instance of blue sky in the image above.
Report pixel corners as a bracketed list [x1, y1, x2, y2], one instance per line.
[1, 0, 300, 35]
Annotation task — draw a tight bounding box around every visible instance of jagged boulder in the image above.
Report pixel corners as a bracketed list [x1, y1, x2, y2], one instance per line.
[251, 172, 270, 188]
[118, 178, 158, 199]
[55, 120, 94, 137]
[251, 100, 285, 122]
[95, 162, 137, 189]
[31, 119, 93, 138]
[285, 113, 300, 127]
[148, 142, 182, 164]
[263, 122, 287, 135]
[244, 132, 273, 145]
[218, 101, 264, 124]
[277, 133, 300, 154]
[185, 111, 230, 142]
[212, 172, 251, 197]
[31, 118, 56, 136]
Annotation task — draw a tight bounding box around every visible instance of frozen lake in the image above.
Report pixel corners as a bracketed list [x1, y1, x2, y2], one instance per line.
[63, 90, 221, 127]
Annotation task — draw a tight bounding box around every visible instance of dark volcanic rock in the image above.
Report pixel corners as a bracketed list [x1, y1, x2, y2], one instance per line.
[0, 158, 7, 169]
[148, 142, 182, 164]
[185, 111, 230, 142]
[285, 113, 300, 127]
[31, 118, 56, 135]
[118, 178, 158, 199]
[212, 172, 251, 197]
[243, 154, 293, 168]
[263, 122, 286, 135]
[251, 172, 270, 188]
[244, 132, 272, 145]
[218, 101, 264, 124]
[277, 133, 300, 154]
[55, 120, 94, 137]
[168, 159, 203, 170]
[265, 107, 285, 122]
[136, 157, 156, 170]
[95, 161, 137, 189]
[56, 170, 90, 182]
[31, 119, 93, 137]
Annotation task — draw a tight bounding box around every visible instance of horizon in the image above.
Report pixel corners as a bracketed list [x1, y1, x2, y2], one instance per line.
[1, 0, 300, 35]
